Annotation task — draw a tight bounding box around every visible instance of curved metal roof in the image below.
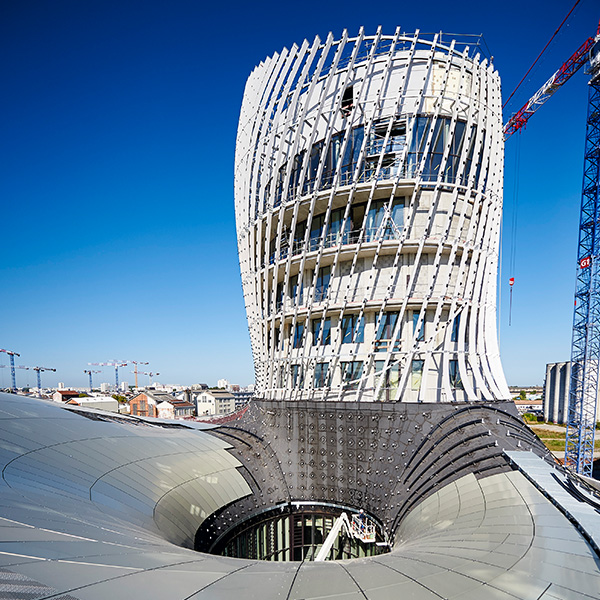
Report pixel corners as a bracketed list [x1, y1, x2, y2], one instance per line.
[0, 393, 598, 599]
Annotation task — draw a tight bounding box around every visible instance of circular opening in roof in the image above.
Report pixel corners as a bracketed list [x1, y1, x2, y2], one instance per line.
[198, 503, 390, 561]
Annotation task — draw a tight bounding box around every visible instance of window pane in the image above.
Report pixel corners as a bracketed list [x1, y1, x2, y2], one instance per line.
[311, 318, 330, 346]
[293, 323, 304, 348]
[341, 315, 364, 344]
[291, 365, 304, 388]
[376, 312, 398, 340]
[413, 311, 424, 341]
[451, 314, 460, 342]
[314, 363, 329, 388]
[411, 359, 424, 391]
[341, 361, 363, 390]
[315, 266, 331, 301]
[449, 359, 463, 389]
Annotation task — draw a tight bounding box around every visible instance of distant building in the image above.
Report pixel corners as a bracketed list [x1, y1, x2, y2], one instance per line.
[544, 362, 571, 424]
[233, 390, 254, 410]
[119, 382, 129, 392]
[57, 382, 65, 390]
[196, 390, 235, 416]
[130, 390, 195, 420]
[66, 396, 119, 413]
[100, 383, 111, 393]
[217, 379, 230, 390]
[544, 362, 600, 424]
[156, 398, 195, 420]
[52, 390, 80, 403]
[129, 392, 157, 417]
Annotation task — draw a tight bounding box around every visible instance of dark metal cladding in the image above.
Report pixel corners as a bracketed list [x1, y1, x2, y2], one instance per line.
[196, 399, 552, 553]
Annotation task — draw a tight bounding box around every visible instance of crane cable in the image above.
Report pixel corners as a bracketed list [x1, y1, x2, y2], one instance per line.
[508, 135, 521, 326]
[503, 0, 582, 110]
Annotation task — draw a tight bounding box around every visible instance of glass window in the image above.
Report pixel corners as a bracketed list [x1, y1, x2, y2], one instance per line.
[413, 311, 425, 342]
[305, 141, 323, 194]
[341, 361, 363, 390]
[293, 322, 304, 349]
[451, 314, 460, 343]
[375, 360, 400, 402]
[312, 318, 331, 346]
[411, 359, 424, 391]
[289, 150, 305, 198]
[309, 214, 325, 251]
[341, 314, 364, 344]
[376, 312, 399, 341]
[274, 163, 286, 206]
[323, 132, 344, 187]
[289, 274, 303, 305]
[291, 364, 304, 389]
[327, 208, 351, 246]
[449, 359, 463, 389]
[314, 363, 329, 389]
[340, 125, 364, 185]
[365, 198, 404, 241]
[274, 326, 280, 350]
[315, 265, 331, 302]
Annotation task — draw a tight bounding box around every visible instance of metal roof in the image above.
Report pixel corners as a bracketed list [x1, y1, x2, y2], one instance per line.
[0, 393, 597, 598]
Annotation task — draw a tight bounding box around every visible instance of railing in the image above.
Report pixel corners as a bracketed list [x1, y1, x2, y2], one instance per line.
[365, 138, 406, 156]
[268, 227, 402, 265]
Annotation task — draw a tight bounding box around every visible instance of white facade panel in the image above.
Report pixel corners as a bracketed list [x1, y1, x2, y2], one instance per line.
[235, 30, 509, 402]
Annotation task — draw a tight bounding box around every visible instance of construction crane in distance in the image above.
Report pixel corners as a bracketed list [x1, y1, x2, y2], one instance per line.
[0, 364, 29, 390]
[129, 361, 149, 388]
[88, 361, 128, 391]
[83, 369, 101, 391]
[133, 371, 160, 387]
[0, 349, 20, 392]
[504, 25, 600, 476]
[33, 367, 56, 394]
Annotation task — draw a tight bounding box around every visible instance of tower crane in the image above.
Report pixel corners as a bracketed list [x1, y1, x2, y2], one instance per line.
[129, 361, 149, 388]
[0, 349, 20, 392]
[0, 364, 29, 390]
[504, 26, 600, 476]
[88, 361, 128, 390]
[83, 369, 101, 391]
[33, 367, 56, 394]
[133, 371, 160, 386]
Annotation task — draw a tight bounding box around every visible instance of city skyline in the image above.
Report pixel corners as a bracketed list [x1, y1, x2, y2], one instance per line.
[1, 0, 597, 389]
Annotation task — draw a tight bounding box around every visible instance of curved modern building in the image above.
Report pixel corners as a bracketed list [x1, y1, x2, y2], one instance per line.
[0, 29, 598, 600]
[235, 29, 508, 403]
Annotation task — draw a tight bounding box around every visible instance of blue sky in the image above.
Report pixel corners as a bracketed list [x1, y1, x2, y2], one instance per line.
[0, 0, 597, 389]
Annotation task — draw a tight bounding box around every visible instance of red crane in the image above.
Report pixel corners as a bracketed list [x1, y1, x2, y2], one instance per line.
[504, 32, 598, 138]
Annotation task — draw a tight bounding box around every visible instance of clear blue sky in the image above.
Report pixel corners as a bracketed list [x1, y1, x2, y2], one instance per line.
[1, 0, 597, 389]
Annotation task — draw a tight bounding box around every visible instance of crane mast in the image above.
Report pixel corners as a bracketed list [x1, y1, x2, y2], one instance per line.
[565, 38, 600, 476]
[0, 350, 20, 392]
[504, 28, 600, 476]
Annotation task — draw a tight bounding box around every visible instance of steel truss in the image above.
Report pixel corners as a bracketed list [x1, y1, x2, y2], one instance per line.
[566, 73, 600, 476]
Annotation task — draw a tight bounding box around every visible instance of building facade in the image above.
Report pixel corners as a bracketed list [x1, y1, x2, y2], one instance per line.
[235, 30, 508, 402]
[196, 390, 236, 416]
[544, 361, 571, 424]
